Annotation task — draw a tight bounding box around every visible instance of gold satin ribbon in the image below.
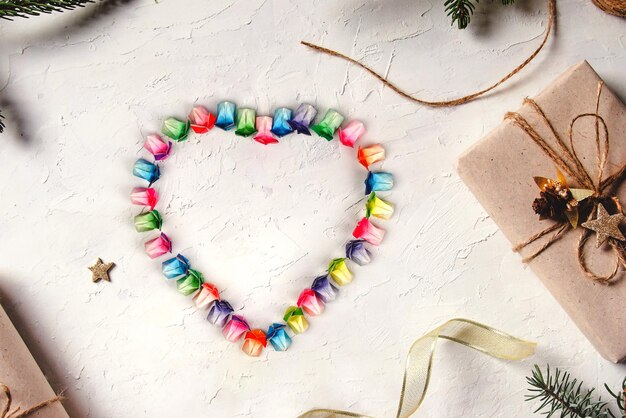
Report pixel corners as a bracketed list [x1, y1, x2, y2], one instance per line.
[299, 318, 536, 418]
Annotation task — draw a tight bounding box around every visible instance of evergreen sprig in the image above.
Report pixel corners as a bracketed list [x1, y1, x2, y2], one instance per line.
[0, 0, 93, 20]
[0, 1, 95, 134]
[444, 0, 476, 29]
[444, 0, 515, 29]
[605, 378, 626, 417]
[526, 365, 613, 417]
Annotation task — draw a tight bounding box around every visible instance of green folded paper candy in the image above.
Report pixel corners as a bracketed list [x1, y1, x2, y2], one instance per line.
[177, 269, 204, 296]
[311, 109, 344, 141]
[134, 210, 162, 232]
[162, 117, 190, 142]
[235, 108, 257, 137]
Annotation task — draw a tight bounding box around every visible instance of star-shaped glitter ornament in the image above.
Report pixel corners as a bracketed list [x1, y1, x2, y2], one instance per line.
[581, 204, 626, 248]
[89, 258, 115, 283]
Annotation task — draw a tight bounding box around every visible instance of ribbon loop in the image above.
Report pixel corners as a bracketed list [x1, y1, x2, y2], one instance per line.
[299, 319, 536, 418]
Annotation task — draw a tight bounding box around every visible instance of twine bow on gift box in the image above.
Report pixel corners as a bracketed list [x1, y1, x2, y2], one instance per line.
[0, 384, 63, 418]
[508, 81, 626, 284]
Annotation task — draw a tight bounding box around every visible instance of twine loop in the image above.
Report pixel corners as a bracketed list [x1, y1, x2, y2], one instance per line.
[0, 384, 63, 418]
[592, 0, 626, 17]
[508, 81, 626, 283]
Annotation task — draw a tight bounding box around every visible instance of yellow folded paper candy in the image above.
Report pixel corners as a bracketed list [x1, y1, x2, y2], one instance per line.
[328, 258, 353, 286]
[284, 306, 309, 334]
[366, 192, 394, 220]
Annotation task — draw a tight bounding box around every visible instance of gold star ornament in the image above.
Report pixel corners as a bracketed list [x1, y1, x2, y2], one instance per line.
[89, 258, 115, 283]
[581, 204, 626, 248]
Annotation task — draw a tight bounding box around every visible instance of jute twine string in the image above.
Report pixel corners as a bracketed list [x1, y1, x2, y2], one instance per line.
[592, 0, 626, 17]
[508, 81, 626, 283]
[301, 0, 556, 108]
[0, 384, 63, 418]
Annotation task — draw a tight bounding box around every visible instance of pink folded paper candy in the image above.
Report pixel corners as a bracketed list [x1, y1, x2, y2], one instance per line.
[456, 61, 626, 363]
[0, 301, 69, 417]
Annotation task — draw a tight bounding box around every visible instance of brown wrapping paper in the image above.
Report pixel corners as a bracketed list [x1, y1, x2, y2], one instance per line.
[0, 302, 69, 417]
[457, 61, 626, 363]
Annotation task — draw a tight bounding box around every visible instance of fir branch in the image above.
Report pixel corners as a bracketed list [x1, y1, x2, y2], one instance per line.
[0, 1, 95, 134]
[526, 365, 613, 418]
[605, 378, 626, 417]
[0, 0, 93, 20]
[444, 0, 515, 29]
[444, 0, 477, 29]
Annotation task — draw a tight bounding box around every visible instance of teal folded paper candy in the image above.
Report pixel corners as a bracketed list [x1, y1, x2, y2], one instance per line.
[133, 159, 160, 184]
[365, 171, 394, 194]
[162, 254, 190, 279]
[271, 107, 293, 137]
[216, 101, 236, 130]
[267, 323, 292, 351]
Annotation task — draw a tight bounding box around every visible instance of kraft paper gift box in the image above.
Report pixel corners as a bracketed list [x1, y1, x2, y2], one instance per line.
[457, 61, 626, 363]
[0, 302, 69, 417]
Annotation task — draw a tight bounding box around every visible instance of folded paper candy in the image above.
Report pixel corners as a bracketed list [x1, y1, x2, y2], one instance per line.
[0, 302, 69, 417]
[457, 61, 626, 363]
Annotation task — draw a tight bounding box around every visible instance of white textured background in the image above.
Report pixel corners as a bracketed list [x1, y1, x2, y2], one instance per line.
[0, 0, 625, 417]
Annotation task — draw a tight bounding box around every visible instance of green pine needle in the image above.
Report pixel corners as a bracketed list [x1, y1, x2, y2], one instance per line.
[0, 1, 95, 134]
[605, 378, 626, 417]
[526, 365, 613, 417]
[0, 1, 93, 20]
[444, 0, 515, 29]
[444, 0, 477, 29]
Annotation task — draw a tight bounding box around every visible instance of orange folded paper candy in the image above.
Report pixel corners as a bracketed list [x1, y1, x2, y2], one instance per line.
[457, 61, 626, 363]
[0, 302, 69, 417]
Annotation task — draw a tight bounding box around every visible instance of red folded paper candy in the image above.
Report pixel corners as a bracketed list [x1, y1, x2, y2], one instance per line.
[0, 302, 69, 417]
[457, 61, 626, 363]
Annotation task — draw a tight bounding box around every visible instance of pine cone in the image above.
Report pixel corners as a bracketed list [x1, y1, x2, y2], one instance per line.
[532, 196, 550, 217]
[532, 191, 567, 220]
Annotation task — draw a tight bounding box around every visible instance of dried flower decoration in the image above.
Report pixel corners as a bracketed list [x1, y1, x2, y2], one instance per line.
[532, 168, 593, 228]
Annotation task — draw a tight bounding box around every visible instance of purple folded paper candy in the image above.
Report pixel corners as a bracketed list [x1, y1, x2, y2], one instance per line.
[207, 300, 234, 328]
[345, 239, 372, 266]
[311, 275, 338, 303]
[288, 104, 317, 135]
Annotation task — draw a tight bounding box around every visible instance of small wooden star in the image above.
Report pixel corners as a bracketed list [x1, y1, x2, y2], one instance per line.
[581, 204, 626, 248]
[89, 258, 115, 283]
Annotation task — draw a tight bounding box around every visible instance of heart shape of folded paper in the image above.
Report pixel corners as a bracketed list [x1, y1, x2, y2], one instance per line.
[131, 102, 395, 356]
